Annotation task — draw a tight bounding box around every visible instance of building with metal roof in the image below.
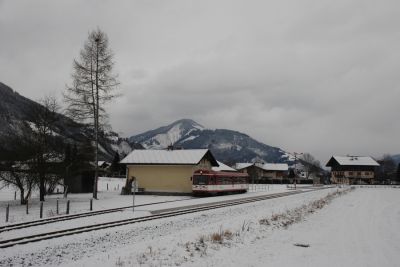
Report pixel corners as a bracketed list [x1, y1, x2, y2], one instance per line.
[234, 162, 289, 183]
[234, 163, 254, 171]
[120, 149, 218, 194]
[261, 163, 289, 172]
[212, 161, 237, 172]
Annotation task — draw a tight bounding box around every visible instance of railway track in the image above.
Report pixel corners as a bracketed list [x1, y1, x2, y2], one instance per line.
[0, 198, 192, 233]
[0, 187, 328, 249]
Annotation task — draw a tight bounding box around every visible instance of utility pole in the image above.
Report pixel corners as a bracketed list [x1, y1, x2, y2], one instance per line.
[93, 37, 100, 200]
[293, 152, 303, 189]
[132, 179, 136, 213]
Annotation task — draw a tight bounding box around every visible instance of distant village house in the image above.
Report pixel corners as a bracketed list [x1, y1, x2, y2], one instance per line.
[326, 156, 380, 184]
[234, 162, 288, 183]
[212, 161, 237, 172]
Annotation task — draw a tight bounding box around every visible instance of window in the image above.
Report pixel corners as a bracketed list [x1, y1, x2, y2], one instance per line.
[193, 175, 207, 185]
[334, 171, 344, 177]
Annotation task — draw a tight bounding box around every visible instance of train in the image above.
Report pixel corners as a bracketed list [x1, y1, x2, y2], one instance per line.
[192, 169, 249, 195]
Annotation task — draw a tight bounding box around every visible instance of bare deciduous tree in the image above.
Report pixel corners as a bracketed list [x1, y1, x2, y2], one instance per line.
[0, 96, 63, 203]
[30, 96, 62, 201]
[397, 163, 400, 183]
[378, 154, 397, 183]
[64, 28, 119, 199]
[300, 153, 321, 179]
[0, 165, 35, 205]
[0, 134, 37, 204]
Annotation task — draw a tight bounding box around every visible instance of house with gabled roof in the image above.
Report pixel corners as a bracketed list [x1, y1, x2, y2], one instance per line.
[234, 163, 254, 171]
[234, 162, 288, 183]
[234, 163, 263, 183]
[212, 161, 237, 172]
[260, 163, 289, 181]
[326, 155, 380, 184]
[120, 149, 218, 194]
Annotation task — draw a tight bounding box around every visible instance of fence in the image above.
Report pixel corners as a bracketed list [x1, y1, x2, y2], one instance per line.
[2, 198, 95, 223]
[248, 184, 276, 192]
[97, 177, 125, 192]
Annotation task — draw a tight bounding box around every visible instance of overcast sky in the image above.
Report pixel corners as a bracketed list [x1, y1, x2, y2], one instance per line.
[1, 0, 399, 163]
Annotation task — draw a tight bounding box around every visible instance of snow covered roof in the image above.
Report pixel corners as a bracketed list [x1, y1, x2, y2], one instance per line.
[234, 162, 288, 172]
[261, 163, 289, 171]
[326, 156, 380, 167]
[120, 149, 218, 166]
[212, 161, 237, 172]
[234, 163, 254, 170]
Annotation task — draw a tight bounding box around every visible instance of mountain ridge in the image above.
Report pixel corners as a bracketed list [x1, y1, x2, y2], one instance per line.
[129, 119, 292, 165]
[0, 82, 138, 161]
[0, 82, 292, 164]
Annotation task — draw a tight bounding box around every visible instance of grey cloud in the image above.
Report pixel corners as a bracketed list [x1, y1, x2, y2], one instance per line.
[1, 0, 400, 163]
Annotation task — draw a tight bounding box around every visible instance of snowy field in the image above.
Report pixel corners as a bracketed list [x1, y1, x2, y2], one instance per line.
[1, 186, 398, 266]
[0, 178, 292, 225]
[0, 177, 190, 224]
[0, 188, 400, 266]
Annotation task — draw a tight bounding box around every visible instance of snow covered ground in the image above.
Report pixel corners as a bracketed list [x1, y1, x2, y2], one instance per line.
[1, 186, 398, 267]
[0, 177, 190, 225]
[0, 185, 293, 241]
[0, 179, 292, 225]
[224, 186, 400, 267]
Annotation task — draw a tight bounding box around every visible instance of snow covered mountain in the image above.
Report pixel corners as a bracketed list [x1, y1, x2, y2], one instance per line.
[129, 119, 292, 165]
[0, 82, 140, 160]
[131, 119, 204, 149]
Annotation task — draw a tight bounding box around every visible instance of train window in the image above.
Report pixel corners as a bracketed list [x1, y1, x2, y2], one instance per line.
[210, 177, 215, 184]
[193, 175, 207, 185]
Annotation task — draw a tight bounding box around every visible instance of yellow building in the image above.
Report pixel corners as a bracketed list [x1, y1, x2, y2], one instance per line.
[120, 149, 218, 194]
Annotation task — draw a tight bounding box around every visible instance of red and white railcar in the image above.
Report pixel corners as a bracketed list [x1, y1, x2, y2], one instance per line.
[192, 169, 249, 195]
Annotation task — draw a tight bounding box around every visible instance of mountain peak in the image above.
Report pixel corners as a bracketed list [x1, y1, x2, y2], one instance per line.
[169, 119, 204, 131]
[129, 120, 290, 164]
[129, 119, 204, 149]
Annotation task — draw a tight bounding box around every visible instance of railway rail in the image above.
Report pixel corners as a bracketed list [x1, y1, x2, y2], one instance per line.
[0, 198, 192, 233]
[0, 186, 317, 233]
[0, 187, 330, 249]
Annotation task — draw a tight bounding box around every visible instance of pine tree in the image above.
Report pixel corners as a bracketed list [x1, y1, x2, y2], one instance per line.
[64, 28, 119, 199]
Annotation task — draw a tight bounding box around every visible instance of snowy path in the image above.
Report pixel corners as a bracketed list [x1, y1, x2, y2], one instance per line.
[194, 187, 400, 267]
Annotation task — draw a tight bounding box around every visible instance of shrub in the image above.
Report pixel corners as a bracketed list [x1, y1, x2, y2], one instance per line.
[210, 232, 223, 243]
